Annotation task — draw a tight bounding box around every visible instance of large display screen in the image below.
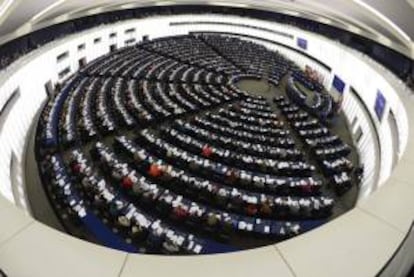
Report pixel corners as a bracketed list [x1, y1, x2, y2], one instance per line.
[332, 75, 345, 94]
[375, 90, 386, 121]
[297, 38, 307, 50]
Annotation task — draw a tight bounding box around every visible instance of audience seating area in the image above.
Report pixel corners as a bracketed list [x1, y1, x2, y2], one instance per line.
[286, 75, 335, 120]
[35, 34, 359, 255]
[274, 95, 356, 193]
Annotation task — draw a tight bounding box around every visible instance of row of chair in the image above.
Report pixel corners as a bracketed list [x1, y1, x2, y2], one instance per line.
[274, 96, 355, 193]
[36, 34, 354, 254]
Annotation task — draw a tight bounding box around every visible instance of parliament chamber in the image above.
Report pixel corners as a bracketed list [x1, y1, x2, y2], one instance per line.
[0, 1, 413, 277]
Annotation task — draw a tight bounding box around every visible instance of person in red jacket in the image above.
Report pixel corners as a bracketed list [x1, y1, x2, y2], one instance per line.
[148, 164, 162, 178]
[302, 182, 313, 194]
[72, 163, 81, 174]
[172, 205, 189, 221]
[201, 145, 213, 158]
[121, 176, 133, 190]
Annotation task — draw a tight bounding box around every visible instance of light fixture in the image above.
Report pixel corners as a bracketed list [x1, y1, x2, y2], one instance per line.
[30, 0, 67, 23]
[207, 2, 249, 8]
[279, 9, 300, 16]
[154, 1, 177, 6]
[0, 0, 14, 19]
[352, 0, 411, 43]
[121, 3, 139, 9]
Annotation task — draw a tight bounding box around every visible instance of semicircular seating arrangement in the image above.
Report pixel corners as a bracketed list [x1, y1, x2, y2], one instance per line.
[286, 75, 334, 120]
[292, 70, 324, 92]
[35, 33, 360, 255]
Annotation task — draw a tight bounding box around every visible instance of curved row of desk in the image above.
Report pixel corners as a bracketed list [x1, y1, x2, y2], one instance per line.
[0, 12, 413, 277]
[1, 162, 413, 277]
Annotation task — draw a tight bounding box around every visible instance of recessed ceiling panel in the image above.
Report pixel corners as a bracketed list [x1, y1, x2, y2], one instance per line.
[364, 0, 414, 39]
[0, 0, 412, 57]
[0, 0, 56, 35]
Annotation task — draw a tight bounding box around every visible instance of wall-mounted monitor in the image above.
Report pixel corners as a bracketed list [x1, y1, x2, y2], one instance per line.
[125, 28, 136, 34]
[355, 126, 363, 143]
[375, 90, 386, 121]
[58, 67, 71, 79]
[297, 38, 307, 50]
[332, 75, 346, 94]
[77, 43, 86, 51]
[125, 39, 136, 45]
[56, 51, 69, 63]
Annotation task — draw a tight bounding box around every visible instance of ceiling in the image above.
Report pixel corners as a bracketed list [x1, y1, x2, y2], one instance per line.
[0, 0, 413, 58]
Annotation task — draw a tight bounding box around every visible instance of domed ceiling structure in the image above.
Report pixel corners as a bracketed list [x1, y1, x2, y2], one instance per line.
[0, 0, 413, 58]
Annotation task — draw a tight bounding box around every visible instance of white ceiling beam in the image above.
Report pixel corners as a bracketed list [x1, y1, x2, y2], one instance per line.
[30, 0, 67, 23]
[352, 0, 412, 44]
